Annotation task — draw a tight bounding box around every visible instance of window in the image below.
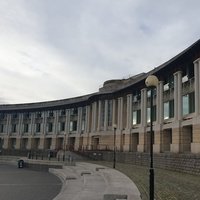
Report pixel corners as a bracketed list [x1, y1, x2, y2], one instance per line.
[12, 124, 17, 132]
[12, 113, 18, 119]
[36, 123, 41, 132]
[132, 110, 141, 125]
[48, 123, 53, 132]
[70, 121, 77, 131]
[61, 110, 66, 116]
[71, 108, 78, 115]
[24, 124, 29, 133]
[60, 122, 65, 131]
[0, 113, 5, 119]
[164, 100, 174, 119]
[49, 111, 54, 117]
[0, 124, 4, 133]
[36, 112, 42, 118]
[183, 95, 189, 115]
[81, 120, 85, 131]
[24, 112, 30, 119]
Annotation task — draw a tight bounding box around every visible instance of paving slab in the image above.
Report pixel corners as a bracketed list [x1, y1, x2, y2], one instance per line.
[50, 162, 141, 200]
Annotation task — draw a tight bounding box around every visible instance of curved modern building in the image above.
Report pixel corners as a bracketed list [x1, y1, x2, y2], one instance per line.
[1, 39, 200, 154]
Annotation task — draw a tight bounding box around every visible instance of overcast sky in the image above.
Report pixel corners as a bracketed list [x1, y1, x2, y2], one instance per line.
[0, 0, 200, 104]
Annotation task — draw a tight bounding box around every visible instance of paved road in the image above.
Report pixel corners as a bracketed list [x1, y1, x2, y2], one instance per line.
[0, 164, 62, 200]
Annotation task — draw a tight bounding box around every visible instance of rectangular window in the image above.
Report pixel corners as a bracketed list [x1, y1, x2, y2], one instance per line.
[61, 110, 66, 116]
[133, 110, 141, 125]
[147, 106, 156, 123]
[183, 94, 189, 115]
[36, 112, 42, 118]
[164, 102, 169, 119]
[12, 124, 17, 132]
[12, 113, 18, 119]
[81, 120, 85, 131]
[48, 123, 53, 132]
[0, 124, 4, 133]
[36, 123, 41, 132]
[24, 124, 29, 133]
[189, 92, 195, 113]
[70, 121, 77, 131]
[49, 111, 54, 117]
[60, 122, 65, 131]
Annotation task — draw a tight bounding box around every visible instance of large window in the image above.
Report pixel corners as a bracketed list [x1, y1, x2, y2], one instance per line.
[48, 123, 53, 132]
[60, 122, 65, 131]
[70, 121, 77, 132]
[164, 100, 174, 119]
[132, 110, 141, 125]
[147, 106, 156, 123]
[0, 124, 4, 133]
[36, 123, 41, 132]
[12, 124, 17, 132]
[24, 124, 29, 133]
[182, 92, 195, 115]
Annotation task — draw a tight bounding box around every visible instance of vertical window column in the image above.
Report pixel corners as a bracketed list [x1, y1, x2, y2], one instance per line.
[126, 94, 133, 129]
[174, 71, 183, 121]
[141, 88, 147, 127]
[194, 58, 200, 116]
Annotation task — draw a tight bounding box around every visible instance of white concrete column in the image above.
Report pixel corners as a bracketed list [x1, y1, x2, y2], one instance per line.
[141, 88, 147, 127]
[126, 94, 133, 129]
[65, 109, 70, 134]
[6, 114, 11, 135]
[156, 81, 164, 124]
[85, 105, 91, 133]
[97, 100, 102, 131]
[17, 113, 23, 135]
[174, 71, 182, 121]
[30, 113, 35, 135]
[77, 107, 82, 133]
[91, 102, 97, 132]
[194, 58, 200, 115]
[112, 99, 116, 128]
[53, 110, 59, 135]
[104, 100, 108, 131]
[117, 97, 123, 130]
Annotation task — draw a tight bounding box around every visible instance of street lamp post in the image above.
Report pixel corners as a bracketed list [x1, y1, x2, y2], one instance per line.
[145, 75, 159, 200]
[113, 124, 117, 169]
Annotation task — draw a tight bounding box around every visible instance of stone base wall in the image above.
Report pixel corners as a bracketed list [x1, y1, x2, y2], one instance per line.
[85, 151, 200, 175]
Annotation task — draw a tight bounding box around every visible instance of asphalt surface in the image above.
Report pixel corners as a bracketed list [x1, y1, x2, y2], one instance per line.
[0, 164, 62, 200]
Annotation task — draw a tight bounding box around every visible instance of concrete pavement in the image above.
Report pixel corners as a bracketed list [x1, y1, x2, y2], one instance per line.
[50, 162, 141, 200]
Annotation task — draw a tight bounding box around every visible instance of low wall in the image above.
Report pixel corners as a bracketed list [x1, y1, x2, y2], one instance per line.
[82, 151, 200, 174]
